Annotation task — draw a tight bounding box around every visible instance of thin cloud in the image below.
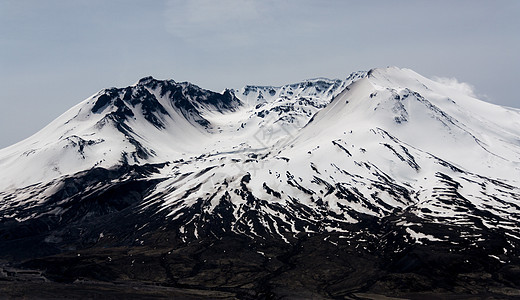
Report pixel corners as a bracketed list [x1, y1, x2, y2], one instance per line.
[432, 76, 477, 97]
[164, 0, 265, 44]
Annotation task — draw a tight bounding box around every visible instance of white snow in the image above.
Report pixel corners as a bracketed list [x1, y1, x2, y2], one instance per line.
[405, 227, 444, 244]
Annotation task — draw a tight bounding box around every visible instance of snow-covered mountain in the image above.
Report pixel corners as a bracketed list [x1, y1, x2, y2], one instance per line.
[1, 67, 520, 297]
[0, 73, 363, 191]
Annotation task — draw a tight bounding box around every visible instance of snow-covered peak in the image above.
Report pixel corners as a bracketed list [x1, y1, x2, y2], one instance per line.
[0, 78, 243, 190]
[288, 66, 520, 184]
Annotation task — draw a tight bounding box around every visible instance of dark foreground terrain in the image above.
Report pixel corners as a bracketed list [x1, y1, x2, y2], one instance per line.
[1, 230, 520, 299]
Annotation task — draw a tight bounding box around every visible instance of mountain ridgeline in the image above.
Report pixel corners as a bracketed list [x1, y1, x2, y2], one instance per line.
[1, 67, 520, 298]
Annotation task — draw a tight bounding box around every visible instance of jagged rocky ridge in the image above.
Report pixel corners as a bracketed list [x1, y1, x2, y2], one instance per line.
[1, 67, 520, 298]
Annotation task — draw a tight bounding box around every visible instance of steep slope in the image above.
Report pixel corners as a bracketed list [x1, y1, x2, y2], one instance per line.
[1, 67, 520, 298]
[0, 77, 241, 191]
[0, 75, 358, 192]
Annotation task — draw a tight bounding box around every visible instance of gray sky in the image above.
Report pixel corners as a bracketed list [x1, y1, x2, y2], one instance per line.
[1, 0, 519, 148]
